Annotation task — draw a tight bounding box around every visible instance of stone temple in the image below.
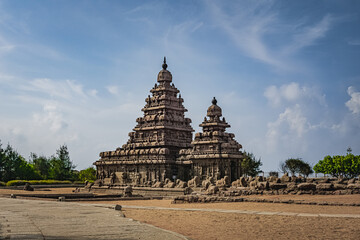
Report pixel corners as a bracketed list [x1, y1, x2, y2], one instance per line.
[94, 58, 244, 186]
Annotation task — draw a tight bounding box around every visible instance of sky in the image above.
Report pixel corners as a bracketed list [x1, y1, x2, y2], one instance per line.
[0, 0, 359, 172]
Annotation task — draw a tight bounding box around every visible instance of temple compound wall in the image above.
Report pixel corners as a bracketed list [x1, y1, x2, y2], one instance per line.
[94, 58, 244, 186]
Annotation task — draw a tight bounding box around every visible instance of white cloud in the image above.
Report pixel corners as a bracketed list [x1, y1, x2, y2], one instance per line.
[106, 85, 119, 95]
[88, 89, 98, 97]
[264, 82, 325, 107]
[33, 103, 68, 132]
[267, 104, 308, 139]
[23, 78, 88, 101]
[346, 86, 360, 114]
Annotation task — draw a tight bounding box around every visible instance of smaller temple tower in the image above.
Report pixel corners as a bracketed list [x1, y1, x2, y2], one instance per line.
[177, 97, 243, 182]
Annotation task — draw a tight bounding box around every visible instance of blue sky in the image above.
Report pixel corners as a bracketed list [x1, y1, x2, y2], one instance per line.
[0, 0, 359, 171]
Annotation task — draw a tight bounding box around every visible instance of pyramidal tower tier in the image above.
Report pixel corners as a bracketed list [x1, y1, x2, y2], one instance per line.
[177, 97, 243, 182]
[95, 58, 194, 185]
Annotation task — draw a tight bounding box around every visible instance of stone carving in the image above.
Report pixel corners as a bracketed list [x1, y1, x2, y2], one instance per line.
[94, 58, 244, 186]
[215, 176, 230, 187]
[175, 179, 188, 188]
[187, 176, 201, 188]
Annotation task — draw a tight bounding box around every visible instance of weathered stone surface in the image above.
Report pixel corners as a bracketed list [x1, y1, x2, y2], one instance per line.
[318, 178, 330, 183]
[175, 179, 187, 188]
[298, 183, 316, 191]
[316, 183, 334, 191]
[347, 184, 360, 189]
[232, 177, 247, 187]
[269, 183, 287, 190]
[348, 178, 356, 184]
[333, 184, 346, 190]
[94, 59, 244, 186]
[286, 182, 297, 191]
[207, 185, 219, 194]
[281, 173, 291, 183]
[268, 176, 278, 182]
[187, 176, 201, 188]
[124, 186, 133, 197]
[23, 183, 34, 191]
[216, 176, 230, 187]
[152, 181, 164, 188]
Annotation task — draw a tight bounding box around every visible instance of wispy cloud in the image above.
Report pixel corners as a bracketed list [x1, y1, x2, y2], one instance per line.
[106, 85, 119, 95]
[282, 14, 333, 55]
[207, 1, 335, 71]
[347, 39, 360, 46]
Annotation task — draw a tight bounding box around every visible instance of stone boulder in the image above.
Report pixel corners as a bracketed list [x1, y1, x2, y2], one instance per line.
[346, 184, 360, 189]
[257, 181, 269, 190]
[298, 183, 316, 191]
[348, 178, 356, 184]
[334, 178, 347, 184]
[268, 176, 278, 183]
[316, 183, 334, 191]
[318, 178, 330, 183]
[207, 185, 219, 195]
[333, 184, 346, 190]
[23, 183, 34, 191]
[124, 186, 133, 197]
[269, 183, 287, 190]
[280, 173, 291, 183]
[255, 176, 264, 182]
[286, 182, 297, 191]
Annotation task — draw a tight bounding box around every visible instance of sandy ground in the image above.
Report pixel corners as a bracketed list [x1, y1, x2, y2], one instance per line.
[1, 187, 360, 240]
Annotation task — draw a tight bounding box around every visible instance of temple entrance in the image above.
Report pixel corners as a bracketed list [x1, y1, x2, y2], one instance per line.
[230, 161, 237, 182]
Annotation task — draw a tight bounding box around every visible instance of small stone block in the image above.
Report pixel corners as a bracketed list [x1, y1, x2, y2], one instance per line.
[115, 204, 122, 211]
[58, 196, 65, 202]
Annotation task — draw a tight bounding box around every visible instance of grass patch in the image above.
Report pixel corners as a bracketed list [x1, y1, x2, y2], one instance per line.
[0, 181, 5, 186]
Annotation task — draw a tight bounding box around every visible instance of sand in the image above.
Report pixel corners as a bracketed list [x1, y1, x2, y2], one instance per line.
[1, 187, 360, 240]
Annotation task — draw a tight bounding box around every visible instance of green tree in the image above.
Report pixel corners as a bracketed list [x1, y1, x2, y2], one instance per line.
[299, 161, 313, 177]
[241, 151, 262, 177]
[29, 153, 50, 179]
[0, 141, 41, 182]
[314, 154, 360, 178]
[78, 167, 96, 182]
[48, 144, 76, 180]
[280, 158, 313, 177]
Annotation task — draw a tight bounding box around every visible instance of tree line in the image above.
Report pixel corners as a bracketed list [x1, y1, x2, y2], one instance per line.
[0, 141, 96, 183]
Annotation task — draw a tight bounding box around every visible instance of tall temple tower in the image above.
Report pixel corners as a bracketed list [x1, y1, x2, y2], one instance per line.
[94, 58, 194, 185]
[177, 97, 243, 182]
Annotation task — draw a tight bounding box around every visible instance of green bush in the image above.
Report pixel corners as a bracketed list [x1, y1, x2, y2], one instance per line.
[6, 180, 72, 186]
[0, 181, 5, 186]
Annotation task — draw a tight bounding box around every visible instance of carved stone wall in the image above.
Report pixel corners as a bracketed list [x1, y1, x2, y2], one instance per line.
[94, 59, 244, 185]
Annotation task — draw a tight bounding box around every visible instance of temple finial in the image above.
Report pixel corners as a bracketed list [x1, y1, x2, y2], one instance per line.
[162, 56, 168, 70]
[212, 97, 217, 105]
